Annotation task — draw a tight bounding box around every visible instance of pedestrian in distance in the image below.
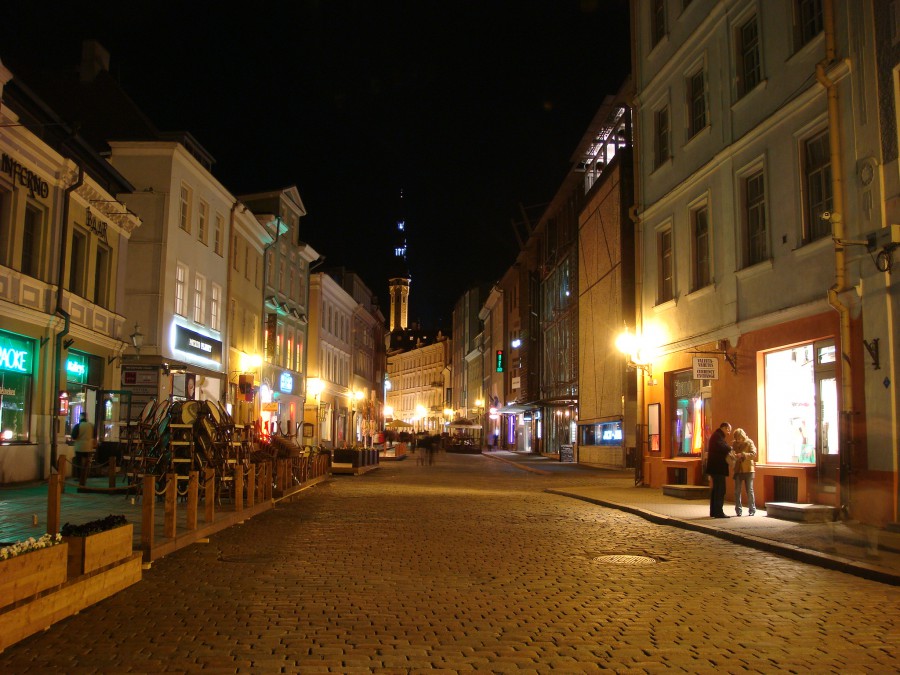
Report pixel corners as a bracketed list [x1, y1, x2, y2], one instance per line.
[731, 428, 758, 516]
[706, 422, 733, 518]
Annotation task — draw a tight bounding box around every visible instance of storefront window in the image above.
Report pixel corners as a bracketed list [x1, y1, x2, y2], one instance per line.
[672, 371, 704, 456]
[0, 330, 34, 442]
[764, 340, 835, 463]
[579, 421, 623, 446]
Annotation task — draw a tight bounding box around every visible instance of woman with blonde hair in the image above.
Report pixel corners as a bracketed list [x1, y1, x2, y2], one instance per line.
[732, 428, 757, 516]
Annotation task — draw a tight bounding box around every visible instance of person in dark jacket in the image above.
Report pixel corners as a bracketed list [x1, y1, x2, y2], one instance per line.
[706, 422, 732, 518]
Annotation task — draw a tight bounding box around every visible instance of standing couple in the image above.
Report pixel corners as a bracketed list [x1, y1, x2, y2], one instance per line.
[706, 422, 757, 518]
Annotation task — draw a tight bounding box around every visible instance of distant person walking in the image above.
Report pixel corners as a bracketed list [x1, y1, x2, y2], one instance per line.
[706, 422, 732, 518]
[732, 428, 758, 516]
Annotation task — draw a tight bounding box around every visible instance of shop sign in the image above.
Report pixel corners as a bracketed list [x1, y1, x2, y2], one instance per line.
[511, 376, 520, 390]
[174, 325, 223, 364]
[66, 354, 88, 383]
[279, 371, 293, 393]
[0, 331, 33, 374]
[1, 153, 50, 199]
[85, 208, 108, 244]
[692, 357, 719, 380]
[0, 386, 16, 396]
[263, 402, 279, 412]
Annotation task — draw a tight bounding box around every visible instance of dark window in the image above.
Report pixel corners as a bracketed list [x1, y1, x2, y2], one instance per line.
[692, 206, 711, 290]
[658, 229, 673, 303]
[94, 244, 111, 308]
[21, 203, 42, 279]
[804, 130, 833, 242]
[738, 17, 761, 97]
[796, 0, 824, 48]
[651, 0, 667, 47]
[69, 228, 87, 297]
[654, 106, 670, 168]
[745, 171, 768, 266]
[688, 70, 706, 137]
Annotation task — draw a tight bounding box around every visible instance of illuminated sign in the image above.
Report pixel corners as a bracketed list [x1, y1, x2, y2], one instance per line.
[599, 421, 623, 446]
[0, 331, 33, 374]
[66, 357, 87, 380]
[495, 349, 504, 372]
[279, 372, 294, 393]
[174, 325, 223, 364]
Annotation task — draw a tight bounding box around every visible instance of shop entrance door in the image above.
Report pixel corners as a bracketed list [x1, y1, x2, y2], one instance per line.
[815, 371, 839, 494]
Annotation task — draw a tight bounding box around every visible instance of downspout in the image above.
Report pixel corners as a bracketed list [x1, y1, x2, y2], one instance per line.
[817, 0, 852, 514]
[50, 163, 83, 471]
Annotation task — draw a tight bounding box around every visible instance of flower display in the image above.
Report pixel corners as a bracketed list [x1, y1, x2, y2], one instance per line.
[0, 533, 63, 560]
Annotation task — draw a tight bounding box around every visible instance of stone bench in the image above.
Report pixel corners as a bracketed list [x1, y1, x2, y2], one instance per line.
[765, 502, 838, 522]
[662, 484, 710, 500]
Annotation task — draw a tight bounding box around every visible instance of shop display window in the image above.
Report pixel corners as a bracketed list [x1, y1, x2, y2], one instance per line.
[764, 340, 836, 464]
[0, 371, 31, 442]
[673, 370, 704, 456]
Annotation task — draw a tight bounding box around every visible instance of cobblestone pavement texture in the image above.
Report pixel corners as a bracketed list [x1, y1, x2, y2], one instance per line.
[1, 451, 899, 673]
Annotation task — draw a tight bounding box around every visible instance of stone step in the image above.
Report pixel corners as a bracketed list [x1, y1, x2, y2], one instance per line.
[662, 484, 710, 500]
[765, 502, 839, 523]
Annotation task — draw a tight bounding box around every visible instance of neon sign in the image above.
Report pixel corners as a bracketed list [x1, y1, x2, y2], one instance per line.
[279, 372, 294, 393]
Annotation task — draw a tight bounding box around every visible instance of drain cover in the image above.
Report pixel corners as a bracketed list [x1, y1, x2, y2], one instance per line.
[593, 554, 657, 565]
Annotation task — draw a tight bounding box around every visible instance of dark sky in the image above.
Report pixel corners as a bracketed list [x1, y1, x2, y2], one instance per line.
[1, 1, 631, 331]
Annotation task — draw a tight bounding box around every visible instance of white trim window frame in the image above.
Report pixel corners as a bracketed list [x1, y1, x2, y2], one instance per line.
[686, 65, 707, 139]
[193, 273, 206, 325]
[801, 128, 833, 243]
[179, 183, 192, 234]
[740, 163, 769, 268]
[690, 201, 712, 291]
[657, 223, 674, 305]
[175, 262, 188, 316]
[736, 13, 762, 99]
[210, 283, 222, 331]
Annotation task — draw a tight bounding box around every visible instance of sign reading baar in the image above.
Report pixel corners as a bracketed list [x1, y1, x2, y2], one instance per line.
[692, 357, 719, 380]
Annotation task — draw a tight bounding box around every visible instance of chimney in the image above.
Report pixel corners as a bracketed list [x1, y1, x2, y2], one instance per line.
[80, 40, 110, 83]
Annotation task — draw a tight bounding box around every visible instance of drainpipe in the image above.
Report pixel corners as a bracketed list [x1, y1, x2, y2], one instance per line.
[817, 0, 852, 514]
[50, 163, 83, 472]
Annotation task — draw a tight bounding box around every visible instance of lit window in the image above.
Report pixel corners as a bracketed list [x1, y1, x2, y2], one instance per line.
[210, 284, 222, 331]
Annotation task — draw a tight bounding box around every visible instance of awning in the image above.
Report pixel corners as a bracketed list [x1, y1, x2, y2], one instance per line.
[497, 404, 532, 414]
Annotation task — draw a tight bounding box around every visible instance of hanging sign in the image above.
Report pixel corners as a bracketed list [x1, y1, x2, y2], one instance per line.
[692, 357, 719, 380]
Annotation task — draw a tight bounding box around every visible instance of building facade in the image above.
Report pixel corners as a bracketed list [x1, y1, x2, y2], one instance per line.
[0, 60, 141, 482]
[632, 0, 884, 520]
[386, 337, 452, 433]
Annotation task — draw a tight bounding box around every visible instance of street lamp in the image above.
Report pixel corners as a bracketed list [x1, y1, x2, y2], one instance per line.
[415, 404, 427, 433]
[615, 326, 654, 377]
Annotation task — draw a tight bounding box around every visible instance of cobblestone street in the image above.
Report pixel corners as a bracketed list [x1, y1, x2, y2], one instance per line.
[1, 453, 898, 673]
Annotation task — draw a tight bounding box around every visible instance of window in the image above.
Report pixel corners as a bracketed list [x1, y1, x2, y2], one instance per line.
[244, 245, 250, 280]
[193, 274, 205, 324]
[687, 69, 706, 138]
[651, 0, 667, 47]
[69, 228, 88, 297]
[657, 228, 674, 303]
[179, 184, 192, 233]
[21, 203, 44, 279]
[93, 244, 111, 308]
[737, 16, 761, 98]
[803, 130, 833, 243]
[0, 187, 11, 267]
[175, 263, 187, 316]
[210, 283, 222, 331]
[764, 340, 837, 464]
[232, 235, 239, 270]
[0, 330, 34, 442]
[214, 214, 224, 255]
[654, 106, 670, 169]
[691, 206, 711, 291]
[744, 170, 768, 266]
[673, 371, 707, 456]
[197, 199, 209, 245]
[795, 0, 824, 48]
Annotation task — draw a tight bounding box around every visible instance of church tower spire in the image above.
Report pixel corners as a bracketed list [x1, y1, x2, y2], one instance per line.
[388, 189, 411, 332]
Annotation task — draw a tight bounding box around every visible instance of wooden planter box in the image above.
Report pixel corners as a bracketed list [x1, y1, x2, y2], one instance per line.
[0, 543, 68, 608]
[64, 523, 133, 578]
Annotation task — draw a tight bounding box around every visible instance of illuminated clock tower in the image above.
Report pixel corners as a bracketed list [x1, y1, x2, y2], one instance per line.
[388, 189, 411, 332]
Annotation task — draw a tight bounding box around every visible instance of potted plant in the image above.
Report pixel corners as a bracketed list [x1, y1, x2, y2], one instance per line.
[61, 514, 133, 578]
[0, 533, 67, 607]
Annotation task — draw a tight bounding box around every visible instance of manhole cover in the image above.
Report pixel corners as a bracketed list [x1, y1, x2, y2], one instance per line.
[219, 553, 271, 564]
[593, 554, 657, 565]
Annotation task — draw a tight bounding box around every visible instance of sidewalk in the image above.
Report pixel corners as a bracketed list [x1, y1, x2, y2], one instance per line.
[485, 450, 900, 586]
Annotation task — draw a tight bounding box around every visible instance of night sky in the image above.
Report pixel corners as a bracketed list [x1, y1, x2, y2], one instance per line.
[1, 1, 631, 331]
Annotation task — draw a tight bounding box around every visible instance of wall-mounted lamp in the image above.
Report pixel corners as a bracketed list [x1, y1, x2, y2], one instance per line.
[615, 327, 654, 378]
[863, 337, 880, 370]
[108, 323, 144, 365]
